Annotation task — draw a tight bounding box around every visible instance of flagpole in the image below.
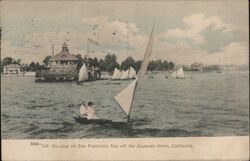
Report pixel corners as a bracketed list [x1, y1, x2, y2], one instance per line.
[87, 38, 89, 53]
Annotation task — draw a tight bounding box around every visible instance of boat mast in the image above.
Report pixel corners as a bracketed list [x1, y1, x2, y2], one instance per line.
[126, 80, 138, 122]
[126, 25, 154, 123]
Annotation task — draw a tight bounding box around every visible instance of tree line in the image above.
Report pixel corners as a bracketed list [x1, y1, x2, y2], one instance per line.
[1, 54, 175, 73]
[73, 53, 175, 73]
[0, 57, 47, 72]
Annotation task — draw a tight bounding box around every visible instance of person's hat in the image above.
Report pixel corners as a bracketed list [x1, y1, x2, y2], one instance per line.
[88, 101, 93, 106]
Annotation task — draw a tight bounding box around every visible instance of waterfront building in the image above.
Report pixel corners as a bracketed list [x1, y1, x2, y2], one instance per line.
[35, 42, 80, 82]
[48, 42, 79, 73]
[3, 64, 22, 74]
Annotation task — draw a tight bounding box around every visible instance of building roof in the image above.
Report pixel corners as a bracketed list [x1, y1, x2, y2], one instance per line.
[49, 42, 79, 61]
[191, 62, 203, 67]
[4, 64, 21, 68]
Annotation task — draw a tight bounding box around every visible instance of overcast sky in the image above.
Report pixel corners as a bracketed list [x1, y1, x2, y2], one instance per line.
[1, 0, 249, 65]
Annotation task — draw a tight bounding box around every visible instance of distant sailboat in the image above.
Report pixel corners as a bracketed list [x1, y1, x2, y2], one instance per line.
[128, 67, 136, 79]
[112, 68, 121, 80]
[121, 70, 129, 80]
[115, 26, 154, 122]
[78, 64, 89, 82]
[171, 67, 185, 79]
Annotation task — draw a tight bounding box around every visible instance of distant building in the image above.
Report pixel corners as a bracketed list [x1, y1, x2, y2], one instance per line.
[48, 42, 79, 72]
[3, 64, 22, 74]
[191, 62, 204, 71]
[35, 42, 80, 82]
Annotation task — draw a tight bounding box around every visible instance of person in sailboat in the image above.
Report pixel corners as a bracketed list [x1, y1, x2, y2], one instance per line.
[79, 101, 98, 119]
[79, 101, 87, 118]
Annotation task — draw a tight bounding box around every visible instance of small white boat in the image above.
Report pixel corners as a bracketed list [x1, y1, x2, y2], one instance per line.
[171, 67, 185, 79]
[111, 68, 122, 80]
[120, 70, 129, 80]
[128, 67, 136, 79]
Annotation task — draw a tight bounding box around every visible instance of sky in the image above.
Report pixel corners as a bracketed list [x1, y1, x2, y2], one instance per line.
[0, 0, 249, 65]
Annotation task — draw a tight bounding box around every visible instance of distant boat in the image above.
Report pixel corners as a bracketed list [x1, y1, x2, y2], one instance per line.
[120, 70, 129, 80]
[111, 68, 122, 80]
[171, 67, 185, 79]
[112, 67, 136, 80]
[216, 69, 222, 73]
[128, 67, 136, 79]
[100, 72, 111, 80]
[78, 64, 89, 82]
[148, 75, 154, 79]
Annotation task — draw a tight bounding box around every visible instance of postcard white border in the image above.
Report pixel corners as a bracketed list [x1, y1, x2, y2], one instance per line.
[2, 136, 249, 161]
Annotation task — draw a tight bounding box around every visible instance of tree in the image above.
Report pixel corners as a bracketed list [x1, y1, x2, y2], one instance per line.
[104, 54, 117, 64]
[134, 60, 142, 73]
[93, 57, 99, 67]
[29, 62, 36, 71]
[74, 54, 84, 70]
[0, 60, 4, 72]
[75, 54, 83, 62]
[35, 62, 41, 70]
[12, 58, 22, 64]
[120, 56, 135, 70]
[98, 58, 106, 71]
[155, 59, 163, 71]
[43, 56, 52, 67]
[162, 60, 168, 71]
[83, 55, 88, 61]
[147, 60, 156, 71]
[168, 61, 175, 70]
[106, 61, 120, 73]
[104, 54, 120, 73]
[2, 57, 14, 65]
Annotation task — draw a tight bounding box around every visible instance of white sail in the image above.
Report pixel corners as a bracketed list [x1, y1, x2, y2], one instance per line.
[128, 67, 136, 79]
[171, 71, 177, 78]
[114, 26, 154, 121]
[114, 80, 137, 115]
[78, 64, 88, 81]
[112, 68, 121, 80]
[176, 67, 185, 78]
[171, 67, 185, 78]
[137, 26, 154, 86]
[121, 70, 129, 80]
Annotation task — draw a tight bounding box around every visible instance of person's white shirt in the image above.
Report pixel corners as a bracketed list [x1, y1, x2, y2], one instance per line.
[80, 104, 98, 119]
[80, 104, 87, 117]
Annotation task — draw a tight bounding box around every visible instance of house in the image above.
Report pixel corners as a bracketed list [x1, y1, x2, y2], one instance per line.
[191, 62, 204, 71]
[3, 64, 22, 74]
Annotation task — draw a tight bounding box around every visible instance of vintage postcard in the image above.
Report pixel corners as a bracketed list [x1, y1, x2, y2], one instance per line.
[1, 0, 249, 160]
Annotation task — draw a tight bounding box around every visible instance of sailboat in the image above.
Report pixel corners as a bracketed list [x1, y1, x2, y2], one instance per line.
[171, 67, 185, 79]
[111, 68, 122, 80]
[78, 64, 89, 82]
[120, 70, 129, 80]
[128, 67, 136, 79]
[74, 25, 154, 124]
[115, 26, 154, 122]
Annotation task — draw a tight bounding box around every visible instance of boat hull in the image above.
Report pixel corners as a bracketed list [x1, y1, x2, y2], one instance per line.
[73, 116, 132, 128]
